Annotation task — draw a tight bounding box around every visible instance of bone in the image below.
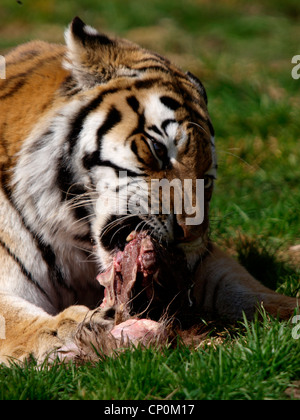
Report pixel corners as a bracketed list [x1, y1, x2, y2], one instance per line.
[110, 318, 166, 345]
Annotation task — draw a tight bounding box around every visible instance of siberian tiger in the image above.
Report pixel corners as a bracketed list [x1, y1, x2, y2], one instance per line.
[0, 17, 298, 364]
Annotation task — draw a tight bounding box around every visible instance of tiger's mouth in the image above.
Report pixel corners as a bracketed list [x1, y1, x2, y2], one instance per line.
[100, 215, 147, 253]
[97, 228, 193, 324]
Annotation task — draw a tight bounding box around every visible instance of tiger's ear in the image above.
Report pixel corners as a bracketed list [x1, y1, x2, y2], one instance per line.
[186, 71, 208, 104]
[64, 17, 117, 88]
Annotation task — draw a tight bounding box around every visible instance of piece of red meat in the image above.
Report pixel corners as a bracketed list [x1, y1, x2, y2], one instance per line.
[97, 232, 192, 324]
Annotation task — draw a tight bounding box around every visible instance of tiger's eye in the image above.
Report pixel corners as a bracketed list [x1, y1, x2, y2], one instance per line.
[153, 141, 167, 161]
[152, 141, 171, 169]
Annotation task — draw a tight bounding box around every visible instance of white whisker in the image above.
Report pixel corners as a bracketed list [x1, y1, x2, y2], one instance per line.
[187, 121, 209, 136]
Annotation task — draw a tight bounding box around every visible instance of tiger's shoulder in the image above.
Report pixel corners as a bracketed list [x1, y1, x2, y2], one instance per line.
[0, 41, 69, 176]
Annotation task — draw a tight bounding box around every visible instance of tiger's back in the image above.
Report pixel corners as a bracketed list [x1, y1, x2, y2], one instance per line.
[0, 42, 67, 176]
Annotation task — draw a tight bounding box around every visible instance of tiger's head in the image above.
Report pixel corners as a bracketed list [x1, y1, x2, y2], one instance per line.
[65, 17, 217, 269]
[12, 17, 217, 273]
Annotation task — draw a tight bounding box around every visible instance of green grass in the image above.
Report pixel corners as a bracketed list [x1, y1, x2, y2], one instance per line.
[0, 313, 299, 400]
[0, 0, 299, 400]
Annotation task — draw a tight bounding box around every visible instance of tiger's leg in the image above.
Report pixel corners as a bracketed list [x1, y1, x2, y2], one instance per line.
[0, 293, 114, 365]
[193, 244, 299, 321]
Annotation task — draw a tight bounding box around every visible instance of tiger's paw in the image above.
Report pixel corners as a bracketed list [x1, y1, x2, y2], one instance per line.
[32, 306, 115, 364]
[33, 306, 168, 364]
[74, 316, 168, 362]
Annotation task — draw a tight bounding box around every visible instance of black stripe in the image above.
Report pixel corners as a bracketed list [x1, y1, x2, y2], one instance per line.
[96, 106, 122, 144]
[207, 119, 215, 137]
[8, 48, 41, 65]
[0, 238, 51, 303]
[141, 133, 156, 146]
[38, 242, 78, 309]
[0, 170, 11, 200]
[160, 96, 181, 111]
[131, 139, 146, 166]
[131, 111, 146, 137]
[135, 65, 170, 74]
[0, 70, 33, 95]
[189, 108, 207, 126]
[161, 119, 177, 135]
[148, 125, 163, 137]
[58, 102, 122, 220]
[56, 157, 71, 196]
[56, 158, 75, 201]
[134, 78, 161, 90]
[56, 157, 90, 221]
[0, 55, 62, 100]
[136, 64, 186, 81]
[28, 129, 54, 154]
[59, 75, 81, 97]
[188, 114, 214, 138]
[97, 160, 144, 178]
[0, 79, 26, 100]
[126, 95, 140, 113]
[67, 88, 119, 154]
[186, 71, 208, 104]
[1, 174, 78, 306]
[82, 106, 122, 171]
[82, 151, 101, 170]
[131, 56, 168, 66]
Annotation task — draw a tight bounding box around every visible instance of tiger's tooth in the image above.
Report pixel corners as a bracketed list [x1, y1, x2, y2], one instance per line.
[126, 231, 137, 242]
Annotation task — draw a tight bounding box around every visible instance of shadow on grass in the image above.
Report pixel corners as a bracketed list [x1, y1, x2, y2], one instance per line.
[235, 236, 300, 297]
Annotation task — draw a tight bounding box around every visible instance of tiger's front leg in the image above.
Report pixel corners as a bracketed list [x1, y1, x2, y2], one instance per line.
[0, 293, 116, 365]
[193, 244, 299, 321]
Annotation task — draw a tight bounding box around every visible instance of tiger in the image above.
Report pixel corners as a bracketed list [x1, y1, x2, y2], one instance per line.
[0, 17, 298, 364]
